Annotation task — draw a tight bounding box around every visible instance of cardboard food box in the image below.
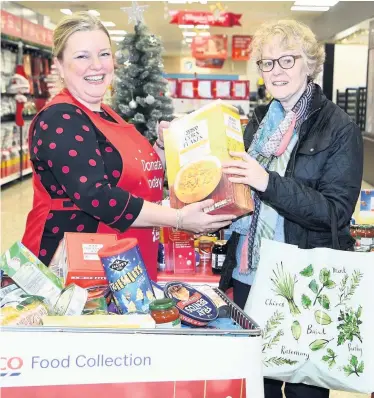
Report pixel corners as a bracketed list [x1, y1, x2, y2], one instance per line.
[164, 100, 253, 216]
[49, 233, 117, 291]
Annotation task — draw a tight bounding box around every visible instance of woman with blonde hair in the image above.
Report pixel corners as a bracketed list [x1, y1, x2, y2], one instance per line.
[219, 20, 363, 398]
[22, 11, 235, 280]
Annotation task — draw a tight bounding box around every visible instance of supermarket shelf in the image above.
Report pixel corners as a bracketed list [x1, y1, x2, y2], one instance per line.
[0, 172, 21, 186]
[0, 167, 33, 186]
[23, 167, 33, 176]
[1, 114, 36, 123]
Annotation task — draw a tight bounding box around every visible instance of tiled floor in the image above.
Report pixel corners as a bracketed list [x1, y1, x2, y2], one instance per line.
[1, 178, 372, 398]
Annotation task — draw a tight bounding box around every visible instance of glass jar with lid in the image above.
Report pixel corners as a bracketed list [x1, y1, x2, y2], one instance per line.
[149, 298, 181, 328]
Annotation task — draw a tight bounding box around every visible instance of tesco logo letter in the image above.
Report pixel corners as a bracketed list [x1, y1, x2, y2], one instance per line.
[0, 357, 23, 371]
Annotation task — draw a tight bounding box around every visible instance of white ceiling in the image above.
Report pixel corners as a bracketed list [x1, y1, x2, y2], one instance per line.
[15, 1, 327, 55]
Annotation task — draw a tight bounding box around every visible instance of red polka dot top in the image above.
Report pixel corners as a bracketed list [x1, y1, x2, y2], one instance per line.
[30, 103, 144, 265]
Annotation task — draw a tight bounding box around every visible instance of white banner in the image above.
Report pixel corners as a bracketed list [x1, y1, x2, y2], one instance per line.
[245, 239, 374, 394]
[0, 330, 264, 397]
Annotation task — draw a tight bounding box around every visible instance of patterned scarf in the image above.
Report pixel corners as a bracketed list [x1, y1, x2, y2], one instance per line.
[231, 82, 314, 274]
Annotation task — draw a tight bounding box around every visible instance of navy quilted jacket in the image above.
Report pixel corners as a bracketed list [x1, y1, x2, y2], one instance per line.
[219, 84, 363, 291]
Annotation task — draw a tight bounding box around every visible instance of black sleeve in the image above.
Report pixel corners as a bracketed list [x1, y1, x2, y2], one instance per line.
[32, 104, 144, 232]
[258, 122, 363, 231]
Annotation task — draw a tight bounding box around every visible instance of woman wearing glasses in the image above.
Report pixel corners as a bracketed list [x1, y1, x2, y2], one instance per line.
[219, 20, 363, 398]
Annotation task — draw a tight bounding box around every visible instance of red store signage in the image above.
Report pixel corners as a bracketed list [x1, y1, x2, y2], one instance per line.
[170, 11, 241, 27]
[232, 35, 253, 61]
[192, 35, 228, 60]
[1, 10, 53, 47]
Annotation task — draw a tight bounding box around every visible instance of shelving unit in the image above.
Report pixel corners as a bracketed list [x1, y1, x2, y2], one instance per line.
[336, 87, 367, 132]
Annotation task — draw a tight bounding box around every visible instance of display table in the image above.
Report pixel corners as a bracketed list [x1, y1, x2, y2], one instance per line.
[1, 289, 264, 398]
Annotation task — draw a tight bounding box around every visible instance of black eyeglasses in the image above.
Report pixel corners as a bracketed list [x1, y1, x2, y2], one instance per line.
[256, 55, 302, 72]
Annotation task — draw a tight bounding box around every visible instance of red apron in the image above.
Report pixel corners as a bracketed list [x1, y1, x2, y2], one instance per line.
[22, 90, 164, 281]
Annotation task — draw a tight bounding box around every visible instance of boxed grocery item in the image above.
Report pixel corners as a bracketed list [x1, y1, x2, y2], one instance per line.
[0, 242, 63, 308]
[164, 100, 253, 217]
[49, 233, 117, 292]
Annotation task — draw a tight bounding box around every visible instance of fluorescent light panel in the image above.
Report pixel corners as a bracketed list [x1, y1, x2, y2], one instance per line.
[291, 5, 330, 11]
[294, 0, 338, 5]
[199, 32, 211, 37]
[179, 24, 194, 29]
[185, 38, 193, 43]
[108, 30, 127, 35]
[102, 21, 116, 27]
[111, 37, 125, 42]
[195, 25, 210, 29]
[183, 31, 197, 37]
[60, 9, 72, 15]
[88, 10, 100, 17]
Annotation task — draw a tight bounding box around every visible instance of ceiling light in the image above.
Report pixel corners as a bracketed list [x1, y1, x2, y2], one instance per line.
[88, 10, 100, 17]
[60, 9, 72, 15]
[168, 0, 187, 3]
[291, 5, 330, 11]
[108, 30, 127, 35]
[102, 21, 116, 27]
[196, 25, 210, 29]
[179, 25, 194, 29]
[294, 0, 338, 5]
[183, 31, 197, 37]
[111, 36, 125, 42]
[199, 32, 211, 37]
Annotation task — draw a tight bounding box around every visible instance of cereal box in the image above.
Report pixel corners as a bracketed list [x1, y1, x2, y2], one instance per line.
[164, 100, 253, 216]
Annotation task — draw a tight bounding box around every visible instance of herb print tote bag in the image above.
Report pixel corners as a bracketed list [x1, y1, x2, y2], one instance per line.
[244, 239, 374, 394]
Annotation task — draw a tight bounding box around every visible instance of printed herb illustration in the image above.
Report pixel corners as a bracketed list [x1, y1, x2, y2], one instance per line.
[262, 311, 298, 368]
[343, 355, 364, 377]
[309, 338, 333, 351]
[271, 262, 301, 316]
[300, 264, 314, 277]
[308, 268, 336, 310]
[263, 357, 298, 368]
[337, 306, 363, 346]
[291, 320, 301, 341]
[314, 310, 332, 325]
[322, 348, 337, 369]
[336, 270, 363, 308]
[301, 294, 312, 309]
[262, 311, 284, 353]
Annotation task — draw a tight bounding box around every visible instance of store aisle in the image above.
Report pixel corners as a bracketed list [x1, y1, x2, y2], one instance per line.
[0, 178, 372, 398]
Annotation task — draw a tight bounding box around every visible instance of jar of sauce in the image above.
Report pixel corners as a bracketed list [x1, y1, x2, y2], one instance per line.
[212, 240, 228, 274]
[149, 298, 181, 328]
[199, 237, 216, 269]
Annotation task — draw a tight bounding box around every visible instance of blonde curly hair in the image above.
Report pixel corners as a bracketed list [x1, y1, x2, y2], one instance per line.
[251, 20, 325, 80]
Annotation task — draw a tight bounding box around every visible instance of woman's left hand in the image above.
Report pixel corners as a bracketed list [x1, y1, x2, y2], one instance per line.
[222, 151, 269, 192]
[157, 121, 171, 147]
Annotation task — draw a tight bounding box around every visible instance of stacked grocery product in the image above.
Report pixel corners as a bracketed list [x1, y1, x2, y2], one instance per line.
[0, 235, 242, 332]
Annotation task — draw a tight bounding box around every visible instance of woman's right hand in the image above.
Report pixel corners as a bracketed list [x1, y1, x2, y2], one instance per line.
[180, 199, 236, 234]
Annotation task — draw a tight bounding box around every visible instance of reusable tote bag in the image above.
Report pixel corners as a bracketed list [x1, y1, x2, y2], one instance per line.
[244, 239, 374, 394]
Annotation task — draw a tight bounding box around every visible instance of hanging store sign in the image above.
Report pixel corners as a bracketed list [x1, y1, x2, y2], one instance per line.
[169, 11, 241, 27]
[232, 35, 253, 61]
[192, 35, 228, 60]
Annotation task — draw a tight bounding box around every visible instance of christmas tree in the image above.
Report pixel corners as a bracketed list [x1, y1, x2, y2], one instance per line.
[113, 22, 174, 142]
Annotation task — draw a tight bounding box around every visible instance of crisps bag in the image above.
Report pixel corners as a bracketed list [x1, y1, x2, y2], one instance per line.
[244, 239, 374, 394]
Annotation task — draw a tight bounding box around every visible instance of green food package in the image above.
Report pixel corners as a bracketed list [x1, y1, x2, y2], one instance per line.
[0, 242, 64, 308]
[82, 297, 108, 315]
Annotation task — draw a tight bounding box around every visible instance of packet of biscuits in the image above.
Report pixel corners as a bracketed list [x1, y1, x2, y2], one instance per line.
[164, 100, 253, 216]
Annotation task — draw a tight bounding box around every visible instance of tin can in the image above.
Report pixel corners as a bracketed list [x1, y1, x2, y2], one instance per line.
[53, 284, 88, 316]
[98, 238, 156, 314]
